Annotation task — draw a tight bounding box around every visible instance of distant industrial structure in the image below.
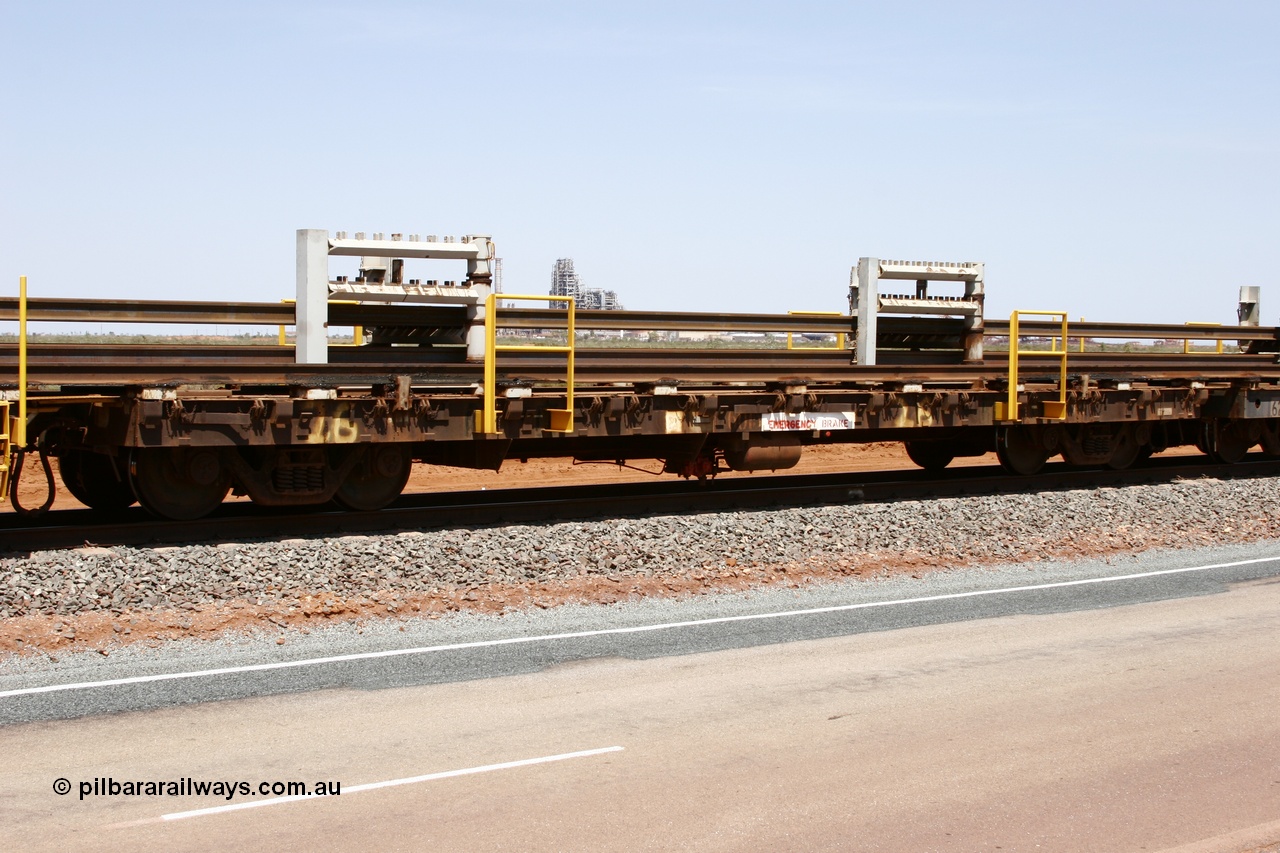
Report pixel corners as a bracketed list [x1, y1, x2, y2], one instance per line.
[550, 258, 623, 310]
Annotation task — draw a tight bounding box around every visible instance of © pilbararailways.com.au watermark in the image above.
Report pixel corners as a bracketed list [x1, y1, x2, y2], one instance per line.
[54, 776, 341, 801]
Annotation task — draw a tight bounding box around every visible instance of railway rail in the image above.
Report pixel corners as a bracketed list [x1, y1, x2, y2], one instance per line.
[4, 454, 1280, 553]
[2, 235, 1278, 523]
[4, 345, 1277, 387]
[2, 296, 1276, 343]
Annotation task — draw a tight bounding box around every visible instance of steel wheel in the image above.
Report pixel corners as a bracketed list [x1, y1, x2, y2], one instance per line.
[129, 448, 230, 520]
[58, 451, 137, 510]
[996, 426, 1049, 475]
[1261, 420, 1280, 457]
[1204, 420, 1250, 465]
[333, 445, 412, 511]
[904, 441, 955, 472]
[1105, 427, 1142, 471]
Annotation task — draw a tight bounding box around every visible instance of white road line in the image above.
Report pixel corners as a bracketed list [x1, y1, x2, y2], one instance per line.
[4, 554, 1278, 700]
[108, 746, 624, 827]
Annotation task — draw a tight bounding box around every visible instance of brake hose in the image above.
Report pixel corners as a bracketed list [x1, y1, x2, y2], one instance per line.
[9, 447, 55, 517]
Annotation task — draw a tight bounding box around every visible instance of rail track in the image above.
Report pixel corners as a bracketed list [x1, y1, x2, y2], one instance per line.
[4, 454, 1279, 554]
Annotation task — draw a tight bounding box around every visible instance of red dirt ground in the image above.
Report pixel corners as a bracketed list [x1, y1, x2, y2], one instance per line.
[2, 442, 938, 513]
[0, 441, 1223, 659]
[5, 440, 1208, 513]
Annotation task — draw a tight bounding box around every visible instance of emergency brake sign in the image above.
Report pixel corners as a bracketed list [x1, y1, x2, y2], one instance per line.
[760, 412, 857, 431]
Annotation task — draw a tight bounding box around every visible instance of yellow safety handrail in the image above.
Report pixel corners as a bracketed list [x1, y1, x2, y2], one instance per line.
[17, 275, 27, 448]
[0, 400, 10, 503]
[278, 299, 364, 347]
[786, 311, 847, 350]
[3, 275, 27, 502]
[480, 294, 575, 435]
[1182, 322, 1224, 354]
[1002, 310, 1068, 421]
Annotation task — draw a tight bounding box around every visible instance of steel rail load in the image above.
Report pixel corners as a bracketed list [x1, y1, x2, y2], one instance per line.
[3, 232, 1278, 521]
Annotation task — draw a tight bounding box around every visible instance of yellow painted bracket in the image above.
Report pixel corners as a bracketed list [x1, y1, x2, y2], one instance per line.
[1182, 322, 1224, 354]
[3, 275, 28, 502]
[0, 400, 10, 504]
[786, 310, 847, 350]
[279, 298, 364, 346]
[16, 275, 27, 447]
[480, 294, 575, 435]
[1001, 309, 1068, 422]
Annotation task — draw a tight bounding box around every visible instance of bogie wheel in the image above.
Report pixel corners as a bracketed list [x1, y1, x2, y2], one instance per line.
[904, 441, 955, 472]
[996, 426, 1050, 475]
[1106, 428, 1142, 471]
[1261, 420, 1280, 457]
[58, 451, 137, 511]
[333, 445, 412, 511]
[129, 448, 230, 520]
[1204, 420, 1251, 465]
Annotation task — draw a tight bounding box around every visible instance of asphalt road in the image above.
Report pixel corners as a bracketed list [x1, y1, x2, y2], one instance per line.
[4, 545, 1280, 852]
[2, 540, 1280, 845]
[1, 544, 1279, 724]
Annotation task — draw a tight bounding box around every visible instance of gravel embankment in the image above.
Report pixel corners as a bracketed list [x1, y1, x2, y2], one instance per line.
[2, 476, 1279, 620]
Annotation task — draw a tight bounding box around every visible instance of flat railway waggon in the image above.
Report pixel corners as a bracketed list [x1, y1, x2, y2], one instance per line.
[3, 230, 1278, 520]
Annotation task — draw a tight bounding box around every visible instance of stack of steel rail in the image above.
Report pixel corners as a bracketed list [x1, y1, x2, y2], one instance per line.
[2, 297, 1277, 388]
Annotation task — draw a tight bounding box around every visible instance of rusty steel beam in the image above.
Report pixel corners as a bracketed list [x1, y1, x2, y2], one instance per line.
[0, 344, 297, 365]
[0, 297, 295, 325]
[5, 342, 1272, 370]
[497, 307, 853, 334]
[0, 297, 855, 333]
[4, 296, 1278, 343]
[986, 319, 1278, 342]
[5, 343, 1278, 389]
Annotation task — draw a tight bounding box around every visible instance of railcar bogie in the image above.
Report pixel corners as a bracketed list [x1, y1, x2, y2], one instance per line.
[57, 449, 136, 511]
[1203, 419, 1257, 465]
[995, 426, 1051, 476]
[128, 447, 231, 521]
[904, 441, 957, 472]
[332, 444, 414, 512]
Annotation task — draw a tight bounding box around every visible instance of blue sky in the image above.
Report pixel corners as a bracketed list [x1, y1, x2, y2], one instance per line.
[2, 1, 1277, 328]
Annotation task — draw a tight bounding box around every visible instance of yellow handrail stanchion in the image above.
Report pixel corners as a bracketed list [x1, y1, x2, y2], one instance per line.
[2, 276, 28, 503]
[481, 295, 575, 435]
[0, 400, 9, 503]
[327, 299, 362, 346]
[279, 298, 293, 346]
[6, 276, 53, 515]
[786, 310, 846, 350]
[17, 275, 27, 448]
[1001, 309, 1068, 421]
[280, 298, 363, 347]
[1005, 313, 1019, 420]
[1182, 322, 1224, 354]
